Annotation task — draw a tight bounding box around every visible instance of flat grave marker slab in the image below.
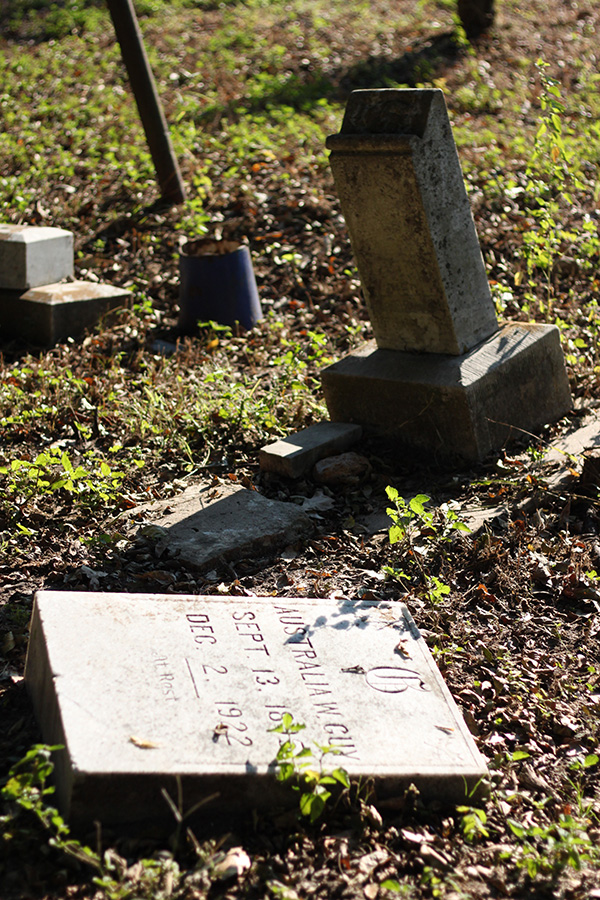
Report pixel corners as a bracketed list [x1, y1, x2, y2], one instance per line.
[26, 591, 487, 834]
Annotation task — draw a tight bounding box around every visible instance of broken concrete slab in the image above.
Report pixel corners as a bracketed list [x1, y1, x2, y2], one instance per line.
[0, 224, 73, 290]
[132, 482, 313, 570]
[357, 494, 508, 537]
[458, 504, 510, 534]
[355, 414, 600, 539]
[542, 411, 600, 479]
[25, 591, 488, 833]
[323, 323, 572, 462]
[505, 410, 600, 517]
[260, 422, 362, 478]
[437, 414, 600, 529]
[0, 280, 131, 345]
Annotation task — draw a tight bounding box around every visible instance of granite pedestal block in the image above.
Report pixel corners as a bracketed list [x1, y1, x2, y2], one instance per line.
[0, 280, 131, 345]
[322, 323, 572, 461]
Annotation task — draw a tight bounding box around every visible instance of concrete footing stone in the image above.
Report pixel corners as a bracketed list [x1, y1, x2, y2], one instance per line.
[132, 482, 313, 569]
[25, 591, 488, 834]
[260, 422, 363, 478]
[0, 280, 131, 345]
[322, 322, 572, 461]
[0, 224, 74, 289]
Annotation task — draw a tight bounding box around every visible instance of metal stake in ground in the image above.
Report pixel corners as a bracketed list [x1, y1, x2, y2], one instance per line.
[106, 0, 186, 205]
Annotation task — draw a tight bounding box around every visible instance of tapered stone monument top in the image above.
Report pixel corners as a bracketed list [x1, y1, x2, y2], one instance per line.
[326, 89, 498, 356]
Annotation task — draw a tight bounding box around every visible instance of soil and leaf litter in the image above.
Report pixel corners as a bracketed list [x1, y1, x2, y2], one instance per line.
[1, 0, 600, 896]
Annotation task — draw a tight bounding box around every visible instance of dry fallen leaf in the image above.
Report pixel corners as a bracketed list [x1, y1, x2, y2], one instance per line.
[358, 849, 389, 875]
[394, 638, 412, 658]
[129, 736, 159, 749]
[213, 723, 229, 740]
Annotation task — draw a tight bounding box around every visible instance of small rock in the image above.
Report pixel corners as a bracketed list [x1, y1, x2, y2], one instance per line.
[313, 452, 371, 486]
[213, 847, 251, 880]
[300, 490, 336, 514]
[419, 844, 451, 871]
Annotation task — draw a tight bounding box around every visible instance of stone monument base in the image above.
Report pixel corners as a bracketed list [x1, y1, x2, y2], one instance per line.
[0, 280, 131, 345]
[322, 323, 572, 462]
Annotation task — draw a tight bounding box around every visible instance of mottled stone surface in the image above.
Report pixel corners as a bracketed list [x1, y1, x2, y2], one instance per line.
[326, 89, 498, 356]
[260, 423, 362, 478]
[322, 323, 572, 461]
[0, 224, 73, 289]
[25, 591, 488, 833]
[132, 482, 312, 569]
[0, 280, 130, 345]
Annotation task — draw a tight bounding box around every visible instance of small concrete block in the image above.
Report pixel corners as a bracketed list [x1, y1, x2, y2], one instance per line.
[260, 422, 363, 478]
[322, 322, 572, 461]
[0, 280, 131, 345]
[0, 224, 73, 289]
[25, 591, 488, 833]
[133, 482, 313, 569]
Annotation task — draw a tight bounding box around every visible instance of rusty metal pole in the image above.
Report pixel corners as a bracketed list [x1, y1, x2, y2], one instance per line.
[106, 0, 186, 204]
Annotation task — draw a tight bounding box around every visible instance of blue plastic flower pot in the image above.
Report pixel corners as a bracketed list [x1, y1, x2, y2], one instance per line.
[178, 238, 262, 333]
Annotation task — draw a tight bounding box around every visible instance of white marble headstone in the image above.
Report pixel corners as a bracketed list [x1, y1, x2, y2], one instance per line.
[26, 591, 487, 833]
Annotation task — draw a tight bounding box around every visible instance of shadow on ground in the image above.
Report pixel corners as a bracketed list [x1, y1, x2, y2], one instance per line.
[199, 29, 464, 125]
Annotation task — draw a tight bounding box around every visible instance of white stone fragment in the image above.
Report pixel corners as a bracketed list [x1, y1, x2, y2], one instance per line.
[0, 224, 73, 289]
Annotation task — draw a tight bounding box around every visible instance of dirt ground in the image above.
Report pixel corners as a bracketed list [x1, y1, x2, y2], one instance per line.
[1, 0, 600, 897]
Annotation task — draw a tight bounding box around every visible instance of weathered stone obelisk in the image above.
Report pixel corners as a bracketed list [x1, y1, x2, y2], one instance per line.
[321, 89, 572, 460]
